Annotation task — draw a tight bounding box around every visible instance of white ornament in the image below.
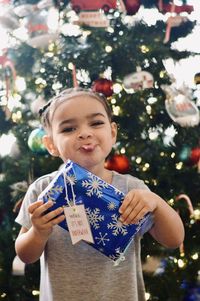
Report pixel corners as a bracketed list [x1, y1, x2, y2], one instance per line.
[162, 84, 200, 127]
[123, 68, 154, 91]
[24, 10, 58, 48]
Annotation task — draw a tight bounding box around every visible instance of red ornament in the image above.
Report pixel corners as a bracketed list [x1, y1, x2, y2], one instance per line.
[105, 154, 130, 173]
[70, 0, 117, 13]
[159, 3, 193, 14]
[123, 0, 141, 15]
[189, 147, 200, 165]
[92, 78, 113, 97]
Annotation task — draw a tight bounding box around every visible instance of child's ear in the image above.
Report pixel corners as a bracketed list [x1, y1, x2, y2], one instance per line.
[42, 135, 59, 157]
[111, 122, 117, 145]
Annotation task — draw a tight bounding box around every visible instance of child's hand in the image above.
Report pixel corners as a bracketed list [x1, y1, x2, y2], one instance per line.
[28, 200, 65, 238]
[119, 189, 158, 225]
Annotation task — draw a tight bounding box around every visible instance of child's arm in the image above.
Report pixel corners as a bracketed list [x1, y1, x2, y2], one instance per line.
[15, 200, 65, 264]
[119, 190, 184, 248]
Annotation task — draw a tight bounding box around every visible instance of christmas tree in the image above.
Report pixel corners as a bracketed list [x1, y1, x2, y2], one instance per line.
[0, 0, 200, 300]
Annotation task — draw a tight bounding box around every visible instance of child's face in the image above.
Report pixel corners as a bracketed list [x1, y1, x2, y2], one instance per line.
[43, 95, 117, 172]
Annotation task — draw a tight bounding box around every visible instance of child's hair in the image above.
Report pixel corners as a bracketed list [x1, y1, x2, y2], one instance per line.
[39, 87, 113, 131]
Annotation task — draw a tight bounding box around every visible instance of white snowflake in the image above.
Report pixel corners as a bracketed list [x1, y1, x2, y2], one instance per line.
[45, 185, 64, 201]
[95, 232, 110, 246]
[81, 173, 108, 198]
[107, 201, 117, 211]
[113, 187, 124, 196]
[64, 174, 77, 185]
[85, 207, 104, 229]
[107, 214, 128, 236]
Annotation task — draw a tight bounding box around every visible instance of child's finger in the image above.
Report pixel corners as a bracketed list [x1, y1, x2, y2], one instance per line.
[43, 206, 64, 224]
[49, 213, 66, 226]
[28, 200, 44, 214]
[119, 191, 137, 213]
[127, 207, 148, 225]
[120, 201, 143, 224]
[29, 200, 54, 217]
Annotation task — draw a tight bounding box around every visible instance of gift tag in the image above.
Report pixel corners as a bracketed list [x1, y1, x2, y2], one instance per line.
[64, 205, 94, 245]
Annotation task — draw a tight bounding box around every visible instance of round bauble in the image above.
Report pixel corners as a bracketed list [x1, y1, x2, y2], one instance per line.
[123, 0, 141, 15]
[27, 127, 47, 154]
[189, 147, 200, 165]
[179, 146, 191, 162]
[105, 154, 130, 173]
[92, 78, 113, 97]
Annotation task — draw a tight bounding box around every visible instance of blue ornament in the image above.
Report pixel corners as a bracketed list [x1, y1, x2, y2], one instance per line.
[28, 127, 47, 154]
[179, 146, 191, 162]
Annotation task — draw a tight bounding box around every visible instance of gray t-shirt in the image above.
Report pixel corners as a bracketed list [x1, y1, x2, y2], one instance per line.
[15, 170, 153, 301]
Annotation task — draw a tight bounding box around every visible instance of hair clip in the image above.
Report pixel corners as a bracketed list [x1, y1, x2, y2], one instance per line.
[39, 101, 51, 116]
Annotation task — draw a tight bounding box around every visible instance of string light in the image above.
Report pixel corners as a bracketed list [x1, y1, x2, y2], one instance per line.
[147, 97, 157, 104]
[68, 62, 74, 70]
[176, 162, 183, 170]
[193, 209, 200, 220]
[111, 98, 116, 104]
[136, 157, 142, 164]
[171, 152, 175, 158]
[143, 163, 150, 171]
[146, 105, 152, 115]
[112, 105, 120, 116]
[177, 259, 186, 268]
[12, 111, 22, 123]
[105, 45, 112, 53]
[145, 292, 151, 300]
[140, 45, 149, 53]
[1, 293, 6, 298]
[113, 83, 123, 94]
[32, 290, 40, 296]
[159, 70, 166, 78]
[35, 78, 47, 86]
[120, 147, 126, 154]
[152, 179, 158, 186]
[191, 253, 199, 260]
[168, 198, 174, 206]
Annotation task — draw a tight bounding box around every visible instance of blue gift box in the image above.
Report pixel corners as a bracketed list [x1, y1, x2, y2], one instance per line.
[38, 160, 151, 263]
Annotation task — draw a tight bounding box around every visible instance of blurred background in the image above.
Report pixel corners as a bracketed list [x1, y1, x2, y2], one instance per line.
[0, 0, 200, 300]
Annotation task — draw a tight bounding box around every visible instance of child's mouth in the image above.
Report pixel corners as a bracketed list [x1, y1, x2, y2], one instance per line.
[80, 145, 96, 152]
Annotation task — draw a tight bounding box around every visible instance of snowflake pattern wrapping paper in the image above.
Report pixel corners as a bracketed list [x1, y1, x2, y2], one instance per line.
[38, 160, 151, 263]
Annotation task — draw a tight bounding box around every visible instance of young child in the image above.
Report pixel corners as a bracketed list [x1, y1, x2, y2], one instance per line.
[15, 87, 184, 301]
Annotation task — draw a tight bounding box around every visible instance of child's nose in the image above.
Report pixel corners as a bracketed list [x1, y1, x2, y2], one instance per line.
[78, 127, 92, 139]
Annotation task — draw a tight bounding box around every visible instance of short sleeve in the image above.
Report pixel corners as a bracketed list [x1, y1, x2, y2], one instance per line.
[15, 182, 39, 229]
[15, 171, 58, 230]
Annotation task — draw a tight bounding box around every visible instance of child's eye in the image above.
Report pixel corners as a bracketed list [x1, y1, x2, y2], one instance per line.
[91, 121, 105, 127]
[61, 127, 76, 133]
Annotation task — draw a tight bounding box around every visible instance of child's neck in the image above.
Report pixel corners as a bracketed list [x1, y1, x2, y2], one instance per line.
[93, 168, 113, 184]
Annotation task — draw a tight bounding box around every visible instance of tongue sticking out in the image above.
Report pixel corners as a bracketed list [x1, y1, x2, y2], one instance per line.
[81, 145, 95, 151]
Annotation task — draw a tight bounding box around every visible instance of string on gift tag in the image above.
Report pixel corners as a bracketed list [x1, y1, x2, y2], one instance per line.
[175, 194, 194, 255]
[63, 163, 94, 245]
[63, 162, 76, 208]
